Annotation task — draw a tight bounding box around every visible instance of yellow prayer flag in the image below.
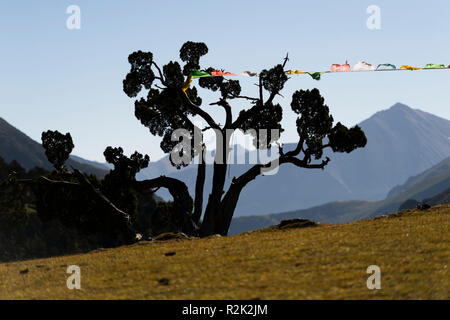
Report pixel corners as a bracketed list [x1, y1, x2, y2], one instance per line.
[182, 76, 193, 92]
[286, 70, 305, 75]
[400, 65, 422, 71]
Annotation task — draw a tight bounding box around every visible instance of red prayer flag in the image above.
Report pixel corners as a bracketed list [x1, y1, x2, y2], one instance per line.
[211, 69, 237, 76]
[330, 61, 351, 72]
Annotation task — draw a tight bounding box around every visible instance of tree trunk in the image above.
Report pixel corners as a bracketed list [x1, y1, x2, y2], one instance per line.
[217, 163, 268, 235]
[199, 163, 227, 236]
[192, 146, 206, 224]
[218, 183, 245, 235]
[134, 176, 198, 236]
[199, 131, 231, 236]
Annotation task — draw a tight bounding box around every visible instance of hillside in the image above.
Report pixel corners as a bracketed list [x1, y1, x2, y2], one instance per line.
[0, 205, 448, 299]
[229, 156, 450, 234]
[423, 187, 450, 206]
[140, 103, 450, 217]
[0, 117, 108, 177]
[387, 155, 450, 199]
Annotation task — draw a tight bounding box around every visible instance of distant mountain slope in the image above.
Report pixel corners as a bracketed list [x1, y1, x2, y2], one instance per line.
[422, 187, 450, 206]
[387, 154, 450, 199]
[0, 117, 107, 177]
[229, 156, 450, 234]
[140, 103, 450, 217]
[376, 157, 450, 213]
[69, 155, 110, 171]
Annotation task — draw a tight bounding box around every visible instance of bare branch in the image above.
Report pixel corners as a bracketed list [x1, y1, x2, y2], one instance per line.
[180, 89, 220, 130]
[265, 54, 289, 105]
[210, 99, 232, 128]
[152, 62, 166, 86]
[283, 156, 330, 169]
[258, 77, 263, 102]
[17, 176, 80, 187]
[234, 95, 260, 102]
[282, 52, 289, 68]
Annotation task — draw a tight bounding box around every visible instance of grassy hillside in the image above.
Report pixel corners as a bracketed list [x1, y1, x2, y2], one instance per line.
[0, 205, 448, 299]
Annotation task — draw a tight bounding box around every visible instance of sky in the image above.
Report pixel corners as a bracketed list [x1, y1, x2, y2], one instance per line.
[1, 0, 449, 162]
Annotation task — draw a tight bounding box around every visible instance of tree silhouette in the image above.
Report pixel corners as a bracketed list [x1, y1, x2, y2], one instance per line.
[123, 41, 367, 236]
[102, 146, 149, 221]
[41, 130, 74, 173]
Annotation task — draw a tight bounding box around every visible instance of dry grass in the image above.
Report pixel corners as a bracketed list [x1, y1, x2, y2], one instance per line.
[0, 205, 449, 299]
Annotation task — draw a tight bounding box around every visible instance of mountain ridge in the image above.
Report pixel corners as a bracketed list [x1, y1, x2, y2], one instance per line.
[0, 117, 108, 177]
[139, 103, 450, 217]
[229, 155, 450, 234]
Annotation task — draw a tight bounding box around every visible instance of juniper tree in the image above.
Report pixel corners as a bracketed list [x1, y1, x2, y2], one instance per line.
[123, 41, 367, 236]
[102, 146, 150, 221]
[41, 130, 74, 173]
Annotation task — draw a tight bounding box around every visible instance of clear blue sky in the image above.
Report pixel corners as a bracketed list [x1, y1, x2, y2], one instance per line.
[1, 0, 449, 162]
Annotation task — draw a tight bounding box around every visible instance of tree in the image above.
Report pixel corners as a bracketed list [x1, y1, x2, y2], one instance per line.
[41, 130, 74, 173]
[102, 146, 149, 221]
[122, 41, 367, 236]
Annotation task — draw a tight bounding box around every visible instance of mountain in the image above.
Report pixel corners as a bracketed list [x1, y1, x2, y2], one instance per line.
[140, 103, 450, 217]
[422, 187, 450, 206]
[0, 117, 108, 177]
[69, 155, 110, 171]
[387, 153, 450, 199]
[229, 156, 450, 235]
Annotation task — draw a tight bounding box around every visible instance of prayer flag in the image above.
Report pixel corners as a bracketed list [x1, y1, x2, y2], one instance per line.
[189, 69, 212, 78]
[211, 70, 237, 76]
[353, 61, 375, 71]
[286, 70, 305, 75]
[307, 72, 324, 80]
[376, 63, 396, 70]
[400, 65, 422, 70]
[330, 61, 351, 72]
[182, 76, 193, 92]
[423, 64, 446, 69]
[239, 71, 258, 77]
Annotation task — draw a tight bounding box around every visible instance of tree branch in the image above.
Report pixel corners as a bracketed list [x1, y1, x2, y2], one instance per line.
[283, 156, 330, 169]
[180, 89, 220, 130]
[17, 176, 80, 187]
[282, 52, 289, 68]
[210, 99, 232, 128]
[230, 153, 330, 192]
[284, 132, 305, 158]
[134, 175, 198, 235]
[133, 176, 193, 215]
[265, 53, 289, 105]
[71, 169, 140, 241]
[152, 62, 166, 86]
[258, 77, 263, 103]
[234, 95, 260, 102]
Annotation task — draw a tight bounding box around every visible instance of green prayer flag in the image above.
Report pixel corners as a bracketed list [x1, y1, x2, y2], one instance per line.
[307, 72, 324, 81]
[423, 64, 446, 69]
[189, 69, 212, 78]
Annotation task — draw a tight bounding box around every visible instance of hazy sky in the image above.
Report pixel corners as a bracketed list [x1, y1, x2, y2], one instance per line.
[1, 0, 449, 162]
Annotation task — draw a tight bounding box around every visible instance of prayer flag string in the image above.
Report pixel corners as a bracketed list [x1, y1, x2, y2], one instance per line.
[183, 62, 449, 89]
